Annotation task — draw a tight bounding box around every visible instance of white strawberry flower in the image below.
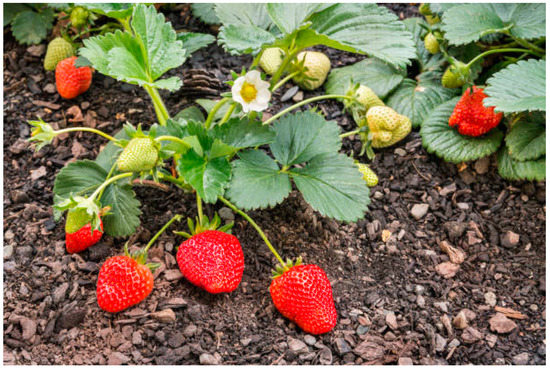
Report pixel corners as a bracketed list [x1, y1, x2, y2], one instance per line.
[231, 70, 271, 113]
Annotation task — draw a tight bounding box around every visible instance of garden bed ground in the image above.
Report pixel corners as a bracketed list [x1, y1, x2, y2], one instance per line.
[3, 4, 546, 365]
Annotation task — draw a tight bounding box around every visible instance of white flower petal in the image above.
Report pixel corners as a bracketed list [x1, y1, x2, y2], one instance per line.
[248, 100, 268, 112]
[245, 70, 262, 83]
[240, 102, 251, 113]
[256, 80, 271, 90]
[255, 89, 271, 104]
[232, 77, 245, 104]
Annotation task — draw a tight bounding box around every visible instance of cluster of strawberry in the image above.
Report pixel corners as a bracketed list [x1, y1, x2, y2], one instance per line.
[44, 38, 92, 99]
[62, 137, 337, 335]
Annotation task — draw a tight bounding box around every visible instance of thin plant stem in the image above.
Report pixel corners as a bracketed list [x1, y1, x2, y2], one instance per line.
[56, 127, 117, 142]
[144, 214, 183, 253]
[263, 94, 354, 125]
[218, 196, 285, 266]
[340, 129, 361, 138]
[144, 85, 170, 125]
[270, 49, 300, 88]
[97, 162, 118, 201]
[271, 71, 300, 93]
[204, 98, 230, 129]
[155, 136, 189, 146]
[466, 48, 540, 69]
[219, 103, 237, 126]
[196, 193, 204, 226]
[90, 172, 133, 201]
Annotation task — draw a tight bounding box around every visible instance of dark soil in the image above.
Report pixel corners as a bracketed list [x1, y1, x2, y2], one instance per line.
[3, 4, 546, 365]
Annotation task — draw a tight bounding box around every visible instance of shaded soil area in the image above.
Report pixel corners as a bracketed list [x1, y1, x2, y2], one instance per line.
[3, 4, 546, 365]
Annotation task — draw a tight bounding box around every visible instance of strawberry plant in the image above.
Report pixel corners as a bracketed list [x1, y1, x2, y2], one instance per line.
[27, 3, 422, 334]
[327, 3, 546, 181]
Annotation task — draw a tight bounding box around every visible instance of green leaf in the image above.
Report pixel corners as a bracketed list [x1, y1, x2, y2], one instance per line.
[174, 106, 205, 122]
[81, 3, 133, 20]
[270, 111, 341, 166]
[177, 150, 231, 203]
[213, 118, 275, 149]
[11, 9, 54, 45]
[177, 32, 215, 55]
[218, 24, 276, 56]
[266, 3, 328, 34]
[442, 4, 546, 45]
[100, 178, 141, 237]
[420, 97, 504, 163]
[402, 18, 445, 72]
[505, 114, 546, 162]
[290, 153, 370, 222]
[226, 150, 291, 210]
[497, 148, 545, 181]
[131, 4, 187, 81]
[4, 3, 30, 26]
[53, 160, 141, 237]
[325, 58, 405, 99]
[484, 59, 546, 113]
[191, 3, 219, 25]
[308, 4, 416, 68]
[386, 72, 460, 128]
[79, 5, 186, 91]
[215, 3, 273, 30]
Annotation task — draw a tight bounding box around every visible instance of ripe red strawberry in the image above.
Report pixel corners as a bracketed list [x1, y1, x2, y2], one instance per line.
[176, 230, 244, 294]
[96, 255, 154, 313]
[55, 56, 92, 99]
[270, 264, 337, 335]
[449, 86, 503, 137]
[65, 208, 103, 253]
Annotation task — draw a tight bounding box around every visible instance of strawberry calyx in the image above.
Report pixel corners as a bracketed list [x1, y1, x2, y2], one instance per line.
[271, 256, 303, 278]
[174, 212, 234, 239]
[28, 118, 57, 151]
[55, 195, 106, 233]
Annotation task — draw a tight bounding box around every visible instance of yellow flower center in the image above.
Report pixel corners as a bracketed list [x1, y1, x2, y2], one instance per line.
[240, 82, 257, 103]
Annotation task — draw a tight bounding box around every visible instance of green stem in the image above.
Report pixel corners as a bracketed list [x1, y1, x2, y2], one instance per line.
[204, 98, 230, 129]
[270, 49, 300, 88]
[196, 193, 204, 226]
[271, 71, 300, 93]
[143, 214, 183, 253]
[263, 94, 354, 125]
[119, 17, 132, 34]
[219, 103, 236, 126]
[155, 136, 189, 146]
[90, 172, 133, 201]
[465, 48, 539, 69]
[144, 86, 170, 125]
[340, 129, 361, 138]
[158, 172, 192, 191]
[511, 36, 545, 55]
[219, 196, 285, 266]
[55, 127, 117, 142]
[97, 162, 117, 201]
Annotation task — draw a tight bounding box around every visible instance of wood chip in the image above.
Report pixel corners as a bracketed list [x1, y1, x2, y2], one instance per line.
[435, 262, 460, 278]
[439, 241, 466, 264]
[32, 100, 61, 110]
[495, 306, 528, 320]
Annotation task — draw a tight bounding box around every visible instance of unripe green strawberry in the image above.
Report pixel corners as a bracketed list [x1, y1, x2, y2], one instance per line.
[442, 62, 469, 89]
[425, 14, 440, 25]
[356, 85, 384, 111]
[418, 3, 432, 15]
[70, 6, 89, 28]
[117, 138, 159, 172]
[259, 47, 284, 76]
[356, 163, 378, 187]
[424, 33, 439, 54]
[44, 37, 75, 71]
[367, 106, 412, 148]
[292, 51, 331, 91]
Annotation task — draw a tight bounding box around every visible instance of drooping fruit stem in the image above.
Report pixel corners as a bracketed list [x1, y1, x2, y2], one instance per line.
[262, 95, 355, 125]
[465, 48, 540, 69]
[155, 136, 189, 146]
[143, 214, 183, 253]
[340, 129, 361, 138]
[90, 172, 133, 201]
[270, 49, 300, 88]
[97, 162, 118, 201]
[271, 71, 300, 93]
[196, 193, 205, 226]
[218, 196, 285, 266]
[54, 127, 117, 142]
[218, 103, 237, 126]
[204, 98, 230, 129]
